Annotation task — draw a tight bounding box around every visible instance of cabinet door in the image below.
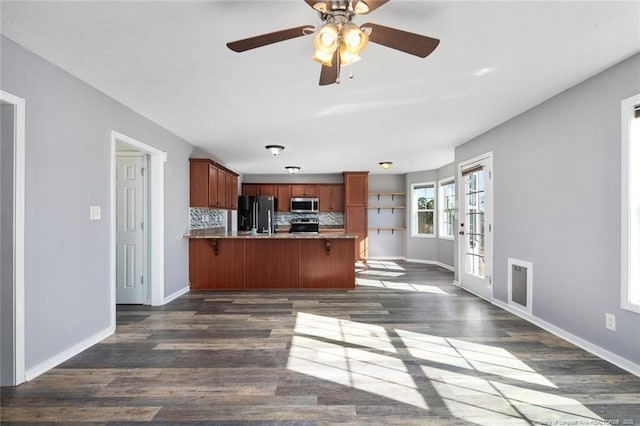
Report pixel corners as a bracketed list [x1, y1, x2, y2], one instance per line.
[216, 168, 226, 208]
[189, 161, 209, 207]
[318, 185, 332, 212]
[208, 164, 218, 208]
[344, 173, 368, 206]
[276, 184, 291, 212]
[243, 184, 258, 196]
[259, 184, 276, 197]
[226, 173, 238, 210]
[291, 184, 318, 197]
[331, 184, 344, 212]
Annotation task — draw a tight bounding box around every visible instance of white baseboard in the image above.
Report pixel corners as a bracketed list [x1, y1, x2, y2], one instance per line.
[452, 280, 461, 287]
[25, 325, 115, 381]
[366, 256, 405, 261]
[493, 299, 640, 377]
[164, 285, 190, 304]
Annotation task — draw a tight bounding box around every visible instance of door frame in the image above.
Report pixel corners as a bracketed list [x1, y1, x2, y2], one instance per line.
[115, 151, 149, 305]
[457, 151, 494, 301]
[0, 90, 25, 386]
[110, 131, 166, 327]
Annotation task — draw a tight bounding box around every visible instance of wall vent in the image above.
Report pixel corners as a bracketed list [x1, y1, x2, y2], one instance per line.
[507, 258, 533, 315]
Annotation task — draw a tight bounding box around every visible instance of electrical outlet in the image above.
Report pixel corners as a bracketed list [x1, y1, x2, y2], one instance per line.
[605, 313, 616, 331]
[202, 215, 210, 222]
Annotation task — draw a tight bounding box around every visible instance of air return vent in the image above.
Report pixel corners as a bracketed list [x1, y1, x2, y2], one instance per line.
[508, 258, 533, 315]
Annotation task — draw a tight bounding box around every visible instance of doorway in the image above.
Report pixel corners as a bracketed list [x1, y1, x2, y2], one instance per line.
[0, 91, 25, 386]
[110, 132, 166, 326]
[458, 152, 493, 300]
[115, 151, 148, 304]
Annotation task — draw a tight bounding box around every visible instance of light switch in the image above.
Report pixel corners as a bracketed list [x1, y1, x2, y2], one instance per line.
[90, 206, 101, 220]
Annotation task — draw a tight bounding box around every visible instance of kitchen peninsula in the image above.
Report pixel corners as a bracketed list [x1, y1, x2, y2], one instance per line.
[186, 230, 357, 290]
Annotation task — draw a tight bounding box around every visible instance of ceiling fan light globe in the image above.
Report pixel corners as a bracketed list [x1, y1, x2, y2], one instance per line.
[312, 50, 334, 67]
[342, 23, 368, 55]
[314, 24, 338, 50]
[339, 46, 361, 66]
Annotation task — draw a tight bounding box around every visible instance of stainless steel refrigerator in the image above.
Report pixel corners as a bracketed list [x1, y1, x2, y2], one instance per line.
[237, 195, 276, 234]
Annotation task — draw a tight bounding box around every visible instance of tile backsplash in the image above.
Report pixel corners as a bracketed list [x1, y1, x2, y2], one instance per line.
[190, 207, 226, 229]
[190, 208, 343, 229]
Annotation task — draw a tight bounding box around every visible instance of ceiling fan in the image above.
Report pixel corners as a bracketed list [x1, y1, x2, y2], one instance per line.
[226, 0, 440, 86]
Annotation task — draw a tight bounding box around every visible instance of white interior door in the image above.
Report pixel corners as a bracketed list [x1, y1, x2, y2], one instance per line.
[458, 154, 493, 300]
[116, 154, 146, 304]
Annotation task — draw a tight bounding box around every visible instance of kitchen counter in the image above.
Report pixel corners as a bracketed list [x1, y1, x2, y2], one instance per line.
[187, 228, 357, 291]
[184, 228, 355, 239]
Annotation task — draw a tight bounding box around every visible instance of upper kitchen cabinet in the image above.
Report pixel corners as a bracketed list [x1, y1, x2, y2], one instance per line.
[226, 172, 238, 210]
[343, 172, 369, 260]
[276, 184, 292, 212]
[344, 172, 368, 206]
[291, 184, 318, 198]
[318, 184, 344, 212]
[190, 158, 238, 209]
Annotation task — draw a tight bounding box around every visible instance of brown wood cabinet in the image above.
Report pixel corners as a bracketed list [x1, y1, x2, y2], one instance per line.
[343, 172, 369, 260]
[188, 236, 356, 290]
[275, 184, 291, 212]
[189, 239, 245, 290]
[190, 158, 239, 209]
[291, 184, 317, 197]
[318, 184, 344, 212]
[242, 184, 258, 196]
[226, 173, 238, 210]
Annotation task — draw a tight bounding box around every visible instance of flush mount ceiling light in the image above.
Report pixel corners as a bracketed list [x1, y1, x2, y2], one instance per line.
[226, 0, 440, 86]
[265, 145, 285, 156]
[379, 161, 393, 169]
[285, 166, 301, 174]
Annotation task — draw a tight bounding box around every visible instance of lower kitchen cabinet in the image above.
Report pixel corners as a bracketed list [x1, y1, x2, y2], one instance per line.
[245, 239, 300, 289]
[188, 236, 356, 290]
[189, 239, 244, 290]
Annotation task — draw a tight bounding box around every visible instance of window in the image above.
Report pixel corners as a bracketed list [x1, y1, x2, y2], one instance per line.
[622, 94, 640, 313]
[438, 178, 455, 239]
[411, 182, 435, 237]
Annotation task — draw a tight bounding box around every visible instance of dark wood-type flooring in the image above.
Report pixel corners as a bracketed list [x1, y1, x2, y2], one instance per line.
[2, 260, 639, 424]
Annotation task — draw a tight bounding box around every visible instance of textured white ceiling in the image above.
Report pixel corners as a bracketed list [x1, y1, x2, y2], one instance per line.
[2, 1, 639, 175]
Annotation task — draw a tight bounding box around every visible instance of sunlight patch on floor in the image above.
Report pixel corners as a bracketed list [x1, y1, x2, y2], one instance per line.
[422, 366, 604, 424]
[396, 329, 556, 387]
[287, 312, 599, 421]
[357, 278, 450, 294]
[363, 260, 406, 271]
[294, 312, 397, 353]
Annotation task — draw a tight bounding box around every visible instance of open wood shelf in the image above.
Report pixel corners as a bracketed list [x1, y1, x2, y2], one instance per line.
[368, 227, 406, 235]
[368, 206, 406, 213]
[368, 192, 405, 201]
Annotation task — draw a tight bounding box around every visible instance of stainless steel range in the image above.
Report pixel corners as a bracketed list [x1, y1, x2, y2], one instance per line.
[290, 218, 319, 234]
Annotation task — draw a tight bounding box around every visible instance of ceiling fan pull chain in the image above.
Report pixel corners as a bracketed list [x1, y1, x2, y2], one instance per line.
[349, 63, 354, 79]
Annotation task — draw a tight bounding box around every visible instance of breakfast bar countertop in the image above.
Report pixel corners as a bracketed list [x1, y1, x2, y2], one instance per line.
[184, 228, 356, 239]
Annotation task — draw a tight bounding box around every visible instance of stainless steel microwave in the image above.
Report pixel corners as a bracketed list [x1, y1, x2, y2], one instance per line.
[290, 197, 319, 213]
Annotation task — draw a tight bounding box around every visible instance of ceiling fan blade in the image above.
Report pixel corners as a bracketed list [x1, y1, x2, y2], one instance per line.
[363, 22, 440, 58]
[353, 0, 390, 14]
[319, 50, 339, 86]
[227, 25, 315, 52]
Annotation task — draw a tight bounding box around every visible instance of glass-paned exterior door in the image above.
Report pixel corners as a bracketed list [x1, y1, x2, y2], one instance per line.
[464, 168, 485, 277]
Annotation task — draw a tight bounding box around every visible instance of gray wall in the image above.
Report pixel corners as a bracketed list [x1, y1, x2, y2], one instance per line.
[368, 174, 405, 258]
[455, 52, 640, 364]
[0, 36, 195, 372]
[1, 102, 15, 385]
